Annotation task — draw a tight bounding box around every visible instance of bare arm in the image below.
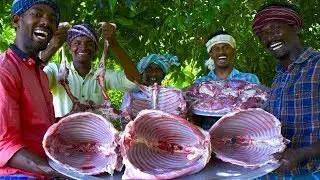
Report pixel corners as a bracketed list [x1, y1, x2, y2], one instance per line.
[41, 23, 70, 64]
[7, 148, 63, 178]
[101, 23, 142, 84]
[274, 142, 320, 173]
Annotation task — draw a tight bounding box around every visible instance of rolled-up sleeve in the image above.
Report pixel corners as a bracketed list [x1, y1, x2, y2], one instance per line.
[43, 62, 59, 89]
[105, 69, 137, 91]
[0, 68, 25, 167]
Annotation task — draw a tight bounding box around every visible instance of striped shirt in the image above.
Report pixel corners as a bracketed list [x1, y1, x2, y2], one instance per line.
[267, 47, 320, 176]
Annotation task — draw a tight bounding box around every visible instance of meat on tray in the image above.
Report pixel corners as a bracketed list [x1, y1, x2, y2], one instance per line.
[209, 108, 289, 168]
[120, 110, 211, 179]
[122, 84, 187, 119]
[183, 79, 270, 115]
[43, 112, 123, 175]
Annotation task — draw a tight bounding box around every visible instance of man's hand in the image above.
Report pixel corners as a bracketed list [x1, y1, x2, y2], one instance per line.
[50, 22, 70, 49]
[100, 22, 117, 44]
[273, 148, 305, 174]
[40, 22, 71, 64]
[7, 148, 67, 179]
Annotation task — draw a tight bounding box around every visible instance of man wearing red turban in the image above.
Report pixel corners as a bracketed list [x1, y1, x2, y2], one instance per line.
[252, 2, 320, 179]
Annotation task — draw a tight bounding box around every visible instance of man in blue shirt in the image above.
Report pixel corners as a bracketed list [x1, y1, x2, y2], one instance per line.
[193, 31, 260, 130]
[194, 30, 260, 84]
[252, 2, 320, 179]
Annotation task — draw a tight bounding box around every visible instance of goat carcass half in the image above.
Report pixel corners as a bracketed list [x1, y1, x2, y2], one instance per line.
[184, 80, 270, 116]
[209, 108, 289, 168]
[120, 110, 211, 179]
[122, 84, 187, 119]
[43, 112, 122, 175]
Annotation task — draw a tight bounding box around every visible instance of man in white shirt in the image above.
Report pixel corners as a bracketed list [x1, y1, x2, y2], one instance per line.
[41, 22, 141, 117]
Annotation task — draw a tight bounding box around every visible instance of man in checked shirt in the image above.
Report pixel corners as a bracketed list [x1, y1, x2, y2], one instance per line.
[252, 2, 320, 179]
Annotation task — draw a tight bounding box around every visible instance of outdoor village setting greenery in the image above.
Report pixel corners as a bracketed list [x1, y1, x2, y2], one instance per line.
[0, 0, 319, 108]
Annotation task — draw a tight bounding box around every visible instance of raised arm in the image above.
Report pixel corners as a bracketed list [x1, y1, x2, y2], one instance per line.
[40, 23, 70, 64]
[100, 22, 142, 84]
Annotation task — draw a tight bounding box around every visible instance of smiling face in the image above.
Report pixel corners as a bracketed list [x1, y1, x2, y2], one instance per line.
[13, 4, 58, 53]
[209, 43, 235, 69]
[142, 63, 165, 86]
[256, 21, 300, 60]
[69, 36, 97, 65]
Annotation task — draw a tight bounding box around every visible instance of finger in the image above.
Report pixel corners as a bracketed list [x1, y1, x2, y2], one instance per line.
[58, 22, 71, 28]
[272, 152, 283, 160]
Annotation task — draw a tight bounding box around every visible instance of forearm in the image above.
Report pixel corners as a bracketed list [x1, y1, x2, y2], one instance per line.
[109, 39, 140, 81]
[7, 148, 54, 176]
[40, 43, 60, 64]
[300, 142, 320, 160]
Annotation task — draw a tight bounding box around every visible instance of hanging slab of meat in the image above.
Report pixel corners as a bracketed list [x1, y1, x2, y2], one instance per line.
[184, 79, 270, 116]
[123, 84, 187, 119]
[120, 110, 211, 179]
[209, 108, 289, 168]
[43, 112, 123, 175]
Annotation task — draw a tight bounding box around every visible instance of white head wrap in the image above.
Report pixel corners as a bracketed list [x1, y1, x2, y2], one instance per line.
[205, 34, 236, 70]
[205, 34, 236, 53]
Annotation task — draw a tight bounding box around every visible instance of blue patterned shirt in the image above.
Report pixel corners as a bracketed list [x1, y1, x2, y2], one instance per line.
[267, 47, 320, 176]
[194, 68, 260, 84]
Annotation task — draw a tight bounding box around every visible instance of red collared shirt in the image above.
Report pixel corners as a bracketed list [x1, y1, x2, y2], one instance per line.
[0, 45, 55, 177]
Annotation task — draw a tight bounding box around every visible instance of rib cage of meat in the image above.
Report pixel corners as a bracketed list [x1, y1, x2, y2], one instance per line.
[209, 108, 289, 168]
[120, 110, 211, 179]
[43, 112, 123, 175]
[183, 80, 270, 115]
[124, 84, 187, 119]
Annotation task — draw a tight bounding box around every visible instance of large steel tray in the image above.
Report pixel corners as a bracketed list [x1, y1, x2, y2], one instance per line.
[49, 158, 281, 180]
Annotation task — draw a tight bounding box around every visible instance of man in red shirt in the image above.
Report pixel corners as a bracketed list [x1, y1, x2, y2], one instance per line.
[0, 0, 64, 179]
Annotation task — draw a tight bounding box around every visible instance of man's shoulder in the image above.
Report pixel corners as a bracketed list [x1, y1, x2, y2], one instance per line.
[193, 74, 212, 84]
[0, 50, 20, 74]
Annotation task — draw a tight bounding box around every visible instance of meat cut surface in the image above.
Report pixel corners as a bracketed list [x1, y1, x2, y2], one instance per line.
[209, 108, 289, 168]
[43, 112, 123, 175]
[123, 85, 187, 118]
[184, 80, 270, 116]
[120, 110, 211, 179]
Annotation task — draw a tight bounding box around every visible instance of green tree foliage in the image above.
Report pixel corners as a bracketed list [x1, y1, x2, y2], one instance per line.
[1, 0, 320, 107]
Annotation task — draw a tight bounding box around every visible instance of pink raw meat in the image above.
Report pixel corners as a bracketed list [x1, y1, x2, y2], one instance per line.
[120, 110, 211, 179]
[209, 108, 289, 168]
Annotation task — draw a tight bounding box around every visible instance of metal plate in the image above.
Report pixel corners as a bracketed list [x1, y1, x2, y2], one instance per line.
[48, 159, 122, 180]
[49, 158, 281, 180]
[192, 109, 226, 117]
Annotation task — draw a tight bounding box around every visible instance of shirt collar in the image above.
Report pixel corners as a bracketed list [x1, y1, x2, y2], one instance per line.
[9, 44, 45, 68]
[70, 62, 95, 76]
[276, 47, 314, 73]
[209, 68, 240, 80]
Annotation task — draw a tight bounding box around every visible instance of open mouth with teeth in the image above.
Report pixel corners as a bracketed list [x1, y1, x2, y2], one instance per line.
[217, 56, 227, 63]
[269, 41, 284, 51]
[149, 77, 157, 81]
[34, 30, 49, 40]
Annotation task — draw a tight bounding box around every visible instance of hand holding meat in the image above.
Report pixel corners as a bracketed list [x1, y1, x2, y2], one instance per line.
[100, 22, 117, 44]
[273, 148, 305, 174]
[49, 22, 71, 49]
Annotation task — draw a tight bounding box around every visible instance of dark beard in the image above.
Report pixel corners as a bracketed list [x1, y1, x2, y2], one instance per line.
[24, 34, 49, 54]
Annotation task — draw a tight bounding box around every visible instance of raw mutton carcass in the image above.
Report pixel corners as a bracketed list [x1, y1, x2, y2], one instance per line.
[43, 23, 123, 175]
[121, 83, 188, 128]
[209, 108, 289, 168]
[120, 110, 211, 179]
[183, 79, 270, 116]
